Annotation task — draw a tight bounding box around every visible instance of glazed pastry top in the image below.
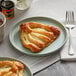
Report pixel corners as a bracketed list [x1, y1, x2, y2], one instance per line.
[20, 22, 60, 52]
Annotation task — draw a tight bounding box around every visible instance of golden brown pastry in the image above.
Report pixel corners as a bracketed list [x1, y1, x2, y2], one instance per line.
[20, 22, 60, 52]
[0, 60, 24, 76]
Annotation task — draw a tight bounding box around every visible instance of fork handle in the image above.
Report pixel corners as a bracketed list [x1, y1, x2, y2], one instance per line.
[68, 27, 74, 55]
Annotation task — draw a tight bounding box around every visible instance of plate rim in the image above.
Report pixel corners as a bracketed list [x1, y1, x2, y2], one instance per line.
[0, 57, 33, 76]
[9, 16, 68, 56]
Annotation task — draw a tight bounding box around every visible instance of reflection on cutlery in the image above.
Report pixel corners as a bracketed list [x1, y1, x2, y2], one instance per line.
[66, 11, 75, 55]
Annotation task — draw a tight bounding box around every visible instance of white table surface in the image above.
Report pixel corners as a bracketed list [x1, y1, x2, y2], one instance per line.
[0, 0, 76, 76]
[1, 0, 76, 56]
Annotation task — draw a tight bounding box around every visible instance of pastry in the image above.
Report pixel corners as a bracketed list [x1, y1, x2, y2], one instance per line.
[0, 60, 24, 76]
[20, 22, 60, 52]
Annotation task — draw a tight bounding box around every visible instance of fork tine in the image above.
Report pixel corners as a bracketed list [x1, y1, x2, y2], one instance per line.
[71, 11, 74, 22]
[66, 11, 68, 23]
[70, 11, 74, 23]
[69, 11, 72, 23]
[66, 11, 74, 24]
[66, 11, 69, 24]
[69, 11, 73, 23]
[68, 11, 72, 23]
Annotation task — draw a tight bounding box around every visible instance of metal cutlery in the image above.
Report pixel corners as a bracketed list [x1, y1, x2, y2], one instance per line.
[66, 11, 75, 55]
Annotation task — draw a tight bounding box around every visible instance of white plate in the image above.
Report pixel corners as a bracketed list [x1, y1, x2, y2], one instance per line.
[9, 17, 67, 56]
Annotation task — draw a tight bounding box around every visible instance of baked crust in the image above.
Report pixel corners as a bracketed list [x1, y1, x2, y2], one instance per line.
[0, 60, 24, 76]
[20, 22, 60, 52]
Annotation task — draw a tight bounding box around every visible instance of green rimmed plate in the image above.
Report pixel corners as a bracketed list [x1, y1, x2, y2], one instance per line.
[0, 57, 32, 76]
[9, 17, 67, 56]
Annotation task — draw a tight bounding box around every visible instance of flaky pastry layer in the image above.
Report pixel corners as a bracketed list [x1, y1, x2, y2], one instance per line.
[0, 60, 24, 76]
[20, 22, 60, 52]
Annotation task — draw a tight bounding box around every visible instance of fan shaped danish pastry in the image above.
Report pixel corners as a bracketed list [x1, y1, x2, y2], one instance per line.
[20, 22, 60, 52]
[0, 60, 24, 76]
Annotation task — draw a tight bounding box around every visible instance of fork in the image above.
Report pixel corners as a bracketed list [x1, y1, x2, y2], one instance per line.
[66, 11, 75, 55]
